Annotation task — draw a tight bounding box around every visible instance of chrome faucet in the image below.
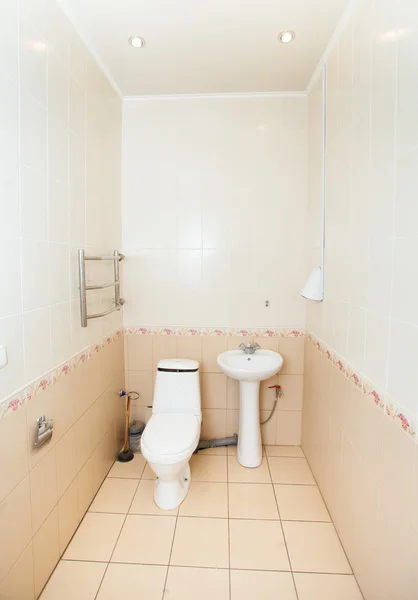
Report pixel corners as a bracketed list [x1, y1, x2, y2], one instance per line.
[238, 342, 261, 355]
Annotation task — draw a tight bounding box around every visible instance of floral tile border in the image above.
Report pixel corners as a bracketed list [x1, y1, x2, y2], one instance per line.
[0, 328, 124, 423]
[125, 326, 305, 337]
[307, 332, 417, 441]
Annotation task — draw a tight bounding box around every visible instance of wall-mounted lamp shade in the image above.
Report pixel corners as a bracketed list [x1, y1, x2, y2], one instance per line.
[300, 267, 324, 302]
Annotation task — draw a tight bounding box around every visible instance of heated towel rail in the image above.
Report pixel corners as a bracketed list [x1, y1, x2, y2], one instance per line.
[78, 249, 125, 327]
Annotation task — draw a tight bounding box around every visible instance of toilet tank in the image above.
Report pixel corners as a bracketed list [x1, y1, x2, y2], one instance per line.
[153, 359, 201, 415]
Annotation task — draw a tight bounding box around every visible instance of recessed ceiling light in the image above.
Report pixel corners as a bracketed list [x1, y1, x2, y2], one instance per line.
[278, 30, 296, 44]
[128, 36, 145, 48]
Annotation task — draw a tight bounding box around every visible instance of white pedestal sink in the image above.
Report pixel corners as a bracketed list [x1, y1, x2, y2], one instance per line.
[217, 349, 283, 468]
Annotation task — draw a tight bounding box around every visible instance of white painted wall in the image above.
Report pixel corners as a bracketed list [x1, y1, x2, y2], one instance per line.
[122, 95, 308, 329]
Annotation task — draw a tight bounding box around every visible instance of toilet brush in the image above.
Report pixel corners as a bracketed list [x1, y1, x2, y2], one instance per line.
[117, 390, 139, 463]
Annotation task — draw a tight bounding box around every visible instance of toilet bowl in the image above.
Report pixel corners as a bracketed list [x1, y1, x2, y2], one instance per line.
[140, 359, 201, 510]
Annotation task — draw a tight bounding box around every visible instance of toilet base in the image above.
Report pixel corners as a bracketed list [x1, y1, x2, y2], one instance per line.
[151, 461, 191, 510]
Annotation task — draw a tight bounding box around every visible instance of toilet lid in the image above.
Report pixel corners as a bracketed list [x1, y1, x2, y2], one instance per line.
[141, 413, 200, 456]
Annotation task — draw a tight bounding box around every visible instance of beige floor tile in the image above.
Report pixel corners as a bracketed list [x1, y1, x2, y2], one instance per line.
[112, 515, 176, 565]
[163, 566, 229, 600]
[228, 456, 271, 483]
[97, 564, 167, 600]
[141, 463, 156, 479]
[228, 483, 279, 519]
[171, 517, 229, 568]
[268, 457, 315, 485]
[190, 455, 227, 482]
[294, 573, 363, 599]
[274, 485, 331, 521]
[229, 519, 290, 571]
[283, 522, 352, 574]
[40, 560, 106, 600]
[107, 454, 146, 479]
[265, 445, 305, 457]
[130, 480, 178, 516]
[63, 513, 125, 562]
[179, 482, 228, 517]
[196, 447, 227, 455]
[89, 478, 138, 514]
[227, 445, 266, 456]
[230, 569, 297, 600]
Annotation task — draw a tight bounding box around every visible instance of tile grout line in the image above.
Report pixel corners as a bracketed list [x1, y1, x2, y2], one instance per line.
[161, 476, 181, 600]
[92, 476, 141, 600]
[300, 453, 365, 599]
[226, 451, 232, 600]
[266, 454, 300, 600]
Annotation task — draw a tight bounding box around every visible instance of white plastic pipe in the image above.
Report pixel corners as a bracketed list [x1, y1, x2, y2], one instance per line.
[301, 63, 326, 302]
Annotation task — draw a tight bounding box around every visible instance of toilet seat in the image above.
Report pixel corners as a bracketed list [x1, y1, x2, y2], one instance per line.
[141, 413, 200, 465]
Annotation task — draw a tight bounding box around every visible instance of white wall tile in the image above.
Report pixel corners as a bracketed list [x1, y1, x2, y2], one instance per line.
[21, 166, 47, 240]
[0, 2, 122, 405]
[307, 0, 418, 419]
[23, 308, 51, 381]
[22, 239, 49, 312]
[0, 315, 25, 399]
[19, 17, 47, 107]
[122, 97, 308, 329]
[0, 239, 21, 319]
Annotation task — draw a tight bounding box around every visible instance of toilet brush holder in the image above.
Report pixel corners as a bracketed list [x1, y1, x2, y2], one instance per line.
[117, 390, 139, 463]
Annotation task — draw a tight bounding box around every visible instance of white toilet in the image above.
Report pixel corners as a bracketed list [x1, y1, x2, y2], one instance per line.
[140, 358, 202, 510]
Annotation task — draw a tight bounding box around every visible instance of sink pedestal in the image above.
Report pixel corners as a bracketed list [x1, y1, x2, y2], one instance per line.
[237, 381, 262, 468]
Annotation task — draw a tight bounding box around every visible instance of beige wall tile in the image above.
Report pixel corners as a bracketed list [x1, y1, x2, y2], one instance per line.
[0, 407, 29, 504]
[260, 410, 277, 445]
[127, 335, 153, 371]
[278, 338, 305, 374]
[260, 375, 279, 410]
[55, 427, 77, 498]
[201, 373, 227, 409]
[201, 409, 226, 439]
[33, 507, 60, 597]
[152, 335, 177, 369]
[276, 411, 302, 445]
[226, 377, 239, 409]
[26, 388, 54, 469]
[52, 371, 77, 442]
[77, 455, 96, 520]
[127, 370, 153, 406]
[0, 477, 32, 582]
[74, 360, 94, 420]
[58, 478, 79, 555]
[226, 409, 239, 437]
[177, 336, 202, 361]
[201, 336, 227, 373]
[254, 336, 279, 352]
[227, 336, 253, 350]
[88, 351, 104, 404]
[277, 374, 304, 411]
[73, 406, 94, 471]
[0, 542, 35, 600]
[30, 447, 58, 534]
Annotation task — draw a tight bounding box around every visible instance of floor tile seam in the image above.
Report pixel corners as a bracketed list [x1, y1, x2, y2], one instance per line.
[93, 478, 141, 600]
[298, 455, 359, 589]
[59, 557, 359, 577]
[226, 447, 232, 600]
[267, 453, 300, 600]
[161, 493, 180, 599]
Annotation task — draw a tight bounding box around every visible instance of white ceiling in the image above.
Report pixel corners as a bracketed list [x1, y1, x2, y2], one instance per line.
[62, 0, 349, 97]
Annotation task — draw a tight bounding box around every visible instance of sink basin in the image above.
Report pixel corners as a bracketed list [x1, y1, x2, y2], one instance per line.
[217, 349, 283, 382]
[217, 348, 284, 468]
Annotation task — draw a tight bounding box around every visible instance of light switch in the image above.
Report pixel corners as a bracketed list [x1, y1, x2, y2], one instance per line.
[0, 345, 8, 369]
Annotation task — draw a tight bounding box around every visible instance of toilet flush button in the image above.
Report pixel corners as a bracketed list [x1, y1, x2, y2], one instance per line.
[0, 345, 7, 369]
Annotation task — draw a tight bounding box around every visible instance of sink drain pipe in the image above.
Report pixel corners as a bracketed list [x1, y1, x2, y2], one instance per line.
[196, 385, 282, 451]
[195, 434, 238, 453]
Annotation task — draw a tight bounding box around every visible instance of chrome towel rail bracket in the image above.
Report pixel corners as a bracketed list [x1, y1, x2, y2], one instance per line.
[78, 249, 125, 327]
